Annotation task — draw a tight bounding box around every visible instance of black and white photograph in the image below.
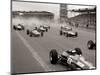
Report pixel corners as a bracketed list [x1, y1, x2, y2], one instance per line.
[11, 0, 96, 74]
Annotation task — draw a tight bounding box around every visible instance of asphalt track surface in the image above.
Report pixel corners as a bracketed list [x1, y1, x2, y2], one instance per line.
[11, 22, 96, 74]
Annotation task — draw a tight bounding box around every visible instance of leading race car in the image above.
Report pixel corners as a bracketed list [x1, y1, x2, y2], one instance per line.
[13, 24, 24, 30]
[49, 48, 95, 70]
[87, 40, 96, 50]
[60, 26, 78, 37]
[26, 27, 43, 37]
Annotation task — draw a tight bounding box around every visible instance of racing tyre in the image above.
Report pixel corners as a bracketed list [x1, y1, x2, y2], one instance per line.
[60, 30, 62, 35]
[41, 32, 44, 37]
[13, 26, 16, 30]
[64, 32, 66, 35]
[66, 33, 68, 37]
[75, 32, 78, 37]
[49, 49, 58, 64]
[27, 30, 29, 35]
[74, 48, 82, 55]
[46, 29, 48, 32]
[87, 40, 94, 49]
[30, 33, 32, 37]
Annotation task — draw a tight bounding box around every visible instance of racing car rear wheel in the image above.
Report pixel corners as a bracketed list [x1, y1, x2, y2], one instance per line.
[46, 29, 48, 32]
[29, 33, 32, 37]
[60, 31, 62, 35]
[66, 33, 69, 37]
[87, 40, 94, 49]
[13, 26, 16, 30]
[41, 32, 44, 37]
[74, 48, 82, 55]
[27, 30, 29, 35]
[75, 32, 78, 37]
[49, 49, 58, 64]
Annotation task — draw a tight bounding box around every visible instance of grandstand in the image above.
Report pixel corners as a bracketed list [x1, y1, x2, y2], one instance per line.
[68, 7, 96, 29]
[12, 11, 54, 19]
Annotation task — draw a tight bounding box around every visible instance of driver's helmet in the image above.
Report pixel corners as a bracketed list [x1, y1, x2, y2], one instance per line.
[66, 49, 77, 55]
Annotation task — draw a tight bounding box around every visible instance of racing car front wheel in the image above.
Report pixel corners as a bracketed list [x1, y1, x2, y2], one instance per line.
[66, 33, 69, 37]
[49, 49, 58, 64]
[13, 26, 16, 30]
[46, 29, 48, 32]
[27, 30, 29, 35]
[87, 40, 95, 49]
[60, 31, 62, 35]
[75, 32, 78, 37]
[41, 32, 44, 37]
[74, 48, 82, 55]
[29, 33, 32, 37]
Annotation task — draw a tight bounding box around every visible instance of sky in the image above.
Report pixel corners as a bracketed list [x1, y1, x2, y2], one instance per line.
[12, 1, 95, 18]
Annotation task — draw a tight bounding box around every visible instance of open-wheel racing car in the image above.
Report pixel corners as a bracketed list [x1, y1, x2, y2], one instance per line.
[61, 25, 72, 31]
[60, 26, 78, 37]
[26, 27, 43, 37]
[37, 26, 48, 32]
[42, 25, 50, 31]
[13, 24, 24, 30]
[49, 48, 95, 70]
[87, 40, 96, 50]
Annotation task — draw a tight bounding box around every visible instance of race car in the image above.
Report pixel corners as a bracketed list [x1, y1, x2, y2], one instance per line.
[61, 25, 72, 31]
[37, 26, 47, 32]
[26, 28, 43, 37]
[43, 25, 50, 29]
[60, 27, 78, 37]
[13, 24, 24, 30]
[87, 40, 96, 49]
[49, 48, 95, 70]
[42, 25, 50, 32]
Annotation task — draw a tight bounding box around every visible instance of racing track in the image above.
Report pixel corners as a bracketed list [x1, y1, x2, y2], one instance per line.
[11, 25, 96, 74]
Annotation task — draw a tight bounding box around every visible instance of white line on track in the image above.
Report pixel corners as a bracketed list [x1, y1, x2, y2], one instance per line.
[16, 31, 56, 72]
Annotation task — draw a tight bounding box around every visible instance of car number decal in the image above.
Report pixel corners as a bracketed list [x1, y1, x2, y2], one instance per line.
[67, 57, 73, 64]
